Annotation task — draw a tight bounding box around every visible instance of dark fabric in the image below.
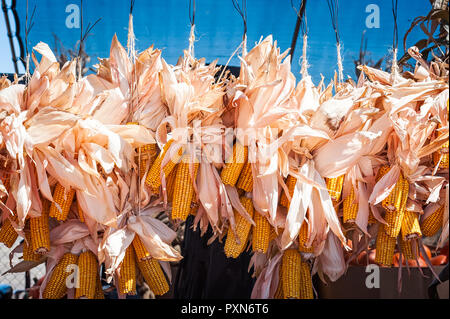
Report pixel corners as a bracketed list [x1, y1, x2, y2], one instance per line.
[173, 215, 255, 299]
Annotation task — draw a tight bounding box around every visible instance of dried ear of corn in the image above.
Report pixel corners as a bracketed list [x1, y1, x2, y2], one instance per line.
[94, 275, 105, 299]
[280, 175, 297, 208]
[118, 245, 137, 295]
[145, 139, 183, 192]
[172, 155, 199, 221]
[281, 249, 301, 299]
[299, 261, 314, 299]
[132, 235, 151, 261]
[137, 258, 169, 296]
[252, 213, 270, 254]
[343, 187, 358, 224]
[399, 238, 418, 260]
[75, 251, 99, 299]
[401, 210, 422, 240]
[326, 175, 345, 203]
[224, 196, 254, 258]
[165, 165, 178, 202]
[221, 142, 247, 186]
[23, 231, 41, 262]
[298, 220, 314, 253]
[0, 217, 18, 248]
[433, 122, 449, 169]
[77, 201, 85, 223]
[43, 253, 78, 299]
[30, 199, 50, 254]
[49, 183, 75, 221]
[382, 172, 409, 237]
[127, 122, 159, 179]
[421, 204, 445, 237]
[375, 224, 397, 266]
[236, 161, 253, 192]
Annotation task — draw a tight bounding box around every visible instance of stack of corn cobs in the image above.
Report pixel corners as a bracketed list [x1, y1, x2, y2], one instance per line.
[0, 30, 448, 299]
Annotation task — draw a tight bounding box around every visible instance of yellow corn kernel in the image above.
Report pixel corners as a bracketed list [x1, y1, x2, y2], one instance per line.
[421, 204, 445, 237]
[280, 175, 297, 208]
[77, 201, 85, 223]
[298, 221, 314, 253]
[172, 155, 199, 221]
[299, 261, 314, 299]
[401, 210, 422, 240]
[281, 249, 302, 299]
[30, 199, 50, 254]
[236, 161, 253, 192]
[343, 187, 358, 224]
[375, 224, 397, 266]
[49, 183, 75, 221]
[75, 251, 99, 299]
[118, 245, 137, 295]
[145, 139, 183, 192]
[43, 253, 78, 299]
[23, 231, 41, 262]
[224, 197, 254, 258]
[326, 175, 345, 202]
[252, 213, 270, 253]
[132, 235, 151, 261]
[221, 142, 248, 186]
[0, 217, 18, 248]
[137, 258, 169, 296]
[399, 238, 418, 261]
[376, 165, 390, 182]
[382, 173, 409, 237]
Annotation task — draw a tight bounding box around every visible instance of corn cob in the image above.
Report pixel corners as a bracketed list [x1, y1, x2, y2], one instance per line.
[252, 213, 270, 253]
[23, 231, 41, 262]
[94, 275, 105, 299]
[49, 183, 75, 221]
[172, 155, 199, 221]
[382, 173, 409, 237]
[221, 142, 248, 186]
[236, 161, 253, 192]
[145, 139, 183, 192]
[0, 217, 18, 248]
[421, 204, 445, 237]
[274, 267, 284, 299]
[118, 245, 137, 295]
[375, 224, 397, 266]
[376, 165, 390, 181]
[75, 251, 99, 299]
[281, 249, 302, 299]
[399, 238, 418, 260]
[43, 253, 78, 299]
[165, 165, 177, 202]
[280, 175, 297, 208]
[326, 175, 345, 203]
[269, 226, 279, 242]
[298, 220, 314, 253]
[433, 122, 449, 169]
[299, 261, 314, 299]
[77, 201, 85, 223]
[30, 199, 50, 254]
[132, 235, 151, 261]
[137, 258, 169, 296]
[368, 212, 377, 224]
[401, 210, 422, 240]
[224, 196, 254, 258]
[343, 187, 358, 224]
[126, 122, 159, 179]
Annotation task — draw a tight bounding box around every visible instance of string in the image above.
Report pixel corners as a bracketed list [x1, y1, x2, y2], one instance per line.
[188, 0, 196, 57]
[291, 0, 308, 77]
[326, 0, 343, 83]
[391, 0, 399, 83]
[231, 0, 247, 55]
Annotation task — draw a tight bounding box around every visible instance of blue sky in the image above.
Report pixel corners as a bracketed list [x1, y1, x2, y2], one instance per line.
[1, 0, 430, 83]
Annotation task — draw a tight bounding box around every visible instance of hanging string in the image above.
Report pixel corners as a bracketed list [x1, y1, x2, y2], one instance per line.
[391, 0, 399, 83]
[127, 0, 136, 61]
[326, 0, 343, 83]
[231, 0, 247, 56]
[188, 0, 196, 57]
[291, 0, 308, 78]
[24, 0, 36, 84]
